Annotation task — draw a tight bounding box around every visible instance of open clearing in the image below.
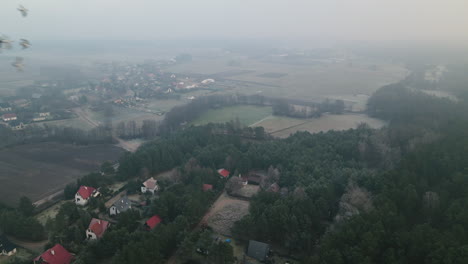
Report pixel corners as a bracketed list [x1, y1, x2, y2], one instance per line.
[191, 105, 272, 126]
[255, 113, 386, 138]
[201, 192, 250, 236]
[0, 142, 124, 206]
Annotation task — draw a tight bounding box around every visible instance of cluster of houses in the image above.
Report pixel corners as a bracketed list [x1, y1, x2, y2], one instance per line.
[26, 178, 167, 264]
[0, 101, 53, 131]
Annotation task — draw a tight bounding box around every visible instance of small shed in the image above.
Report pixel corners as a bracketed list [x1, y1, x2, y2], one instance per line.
[247, 240, 270, 261]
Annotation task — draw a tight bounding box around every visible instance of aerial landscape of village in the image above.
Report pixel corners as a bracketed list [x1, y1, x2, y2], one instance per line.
[2, 1, 468, 264]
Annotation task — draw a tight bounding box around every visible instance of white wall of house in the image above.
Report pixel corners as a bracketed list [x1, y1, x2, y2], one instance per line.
[0, 248, 16, 256]
[75, 193, 88, 206]
[109, 206, 119, 216]
[86, 229, 97, 240]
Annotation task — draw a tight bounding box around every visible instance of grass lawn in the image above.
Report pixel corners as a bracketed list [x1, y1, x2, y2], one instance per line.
[191, 105, 272, 126]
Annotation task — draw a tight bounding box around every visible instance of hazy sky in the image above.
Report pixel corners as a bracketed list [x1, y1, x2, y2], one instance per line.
[2, 0, 468, 46]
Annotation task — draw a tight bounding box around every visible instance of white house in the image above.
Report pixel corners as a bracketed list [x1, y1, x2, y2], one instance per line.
[0, 235, 16, 257]
[75, 186, 97, 206]
[141, 177, 159, 195]
[86, 218, 110, 240]
[2, 114, 17, 122]
[110, 196, 132, 216]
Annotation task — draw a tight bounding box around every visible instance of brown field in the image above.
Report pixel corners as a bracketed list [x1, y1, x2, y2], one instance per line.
[0, 142, 124, 206]
[255, 113, 387, 138]
[201, 192, 250, 236]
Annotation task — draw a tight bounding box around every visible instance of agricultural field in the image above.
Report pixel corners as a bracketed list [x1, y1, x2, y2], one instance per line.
[255, 113, 387, 138]
[0, 142, 124, 206]
[167, 54, 409, 103]
[191, 105, 272, 126]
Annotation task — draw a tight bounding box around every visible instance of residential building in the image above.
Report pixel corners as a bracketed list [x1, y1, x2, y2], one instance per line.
[0, 235, 16, 256]
[86, 218, 110, 240]
[0, 103, 12, 112]
[109, 196, 132, 216]
[217, 168, 230, 179]
[2, 113, 17, 122]
[34, 244, 73, 264]
[144, 215, 162, 231]
[75, 186, 97, 206]
[9, 120, 26, 131]
[141, 177, 159, 195]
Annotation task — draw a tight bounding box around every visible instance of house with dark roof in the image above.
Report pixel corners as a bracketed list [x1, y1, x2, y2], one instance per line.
[109, 196, 132, 216]
[247, 240, 270, 262]
[0, 235, 16, 256]
[34, 244, 73, 264]
[144, 215, 162, 230]
[141, 177, 159, 195]
[217, 168, 230, 179]
[75, 186, 97, 206]
[86, 218, 110, 240]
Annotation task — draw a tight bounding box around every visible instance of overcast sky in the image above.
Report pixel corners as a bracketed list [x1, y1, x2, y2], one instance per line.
[2, 0, 468, 46]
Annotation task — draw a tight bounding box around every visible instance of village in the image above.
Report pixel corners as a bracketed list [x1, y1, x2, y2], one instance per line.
[0, 160, 293, 264]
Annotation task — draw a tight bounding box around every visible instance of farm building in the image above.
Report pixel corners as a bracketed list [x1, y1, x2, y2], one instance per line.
[110, 196, 132, 216]
[75, 186, 98, 206]
[217, 169, 230, 178]
[141, 177, 159, 195]
[2, 113, 17, 122]
[86, 218, 110, 240]
[34, 244, 73, 264]
[0, 235, 16, 256]
[144, 215, 162, 231]
[247, 240, 270, 262]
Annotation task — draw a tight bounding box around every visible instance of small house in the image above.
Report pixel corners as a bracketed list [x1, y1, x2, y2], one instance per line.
[0, 103, 12, 112]
[217, 169, 230, 179]
[202, 184, 213, 191]
[144, 215, 162, 231]
[109, 196, 131, 216]
[34, 244, 73, 264]
[2, 113, 17, 122]
[86, 218, 110, 240]
[0, 235, 16, 256]
[75, 186, 97, 206]
[247, 240, 270, 262]
[141, 177, 159, 195]
[33, 114, 46, 122]
[9, 120, 26, 131]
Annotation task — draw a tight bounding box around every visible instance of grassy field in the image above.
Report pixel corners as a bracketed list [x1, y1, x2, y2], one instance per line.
[40, 117, 96, 130]
[167, 55, 409, 103]
[255, 113, 387, 138]
[0, 143, 124, 206]
[191, 105, 272, 126]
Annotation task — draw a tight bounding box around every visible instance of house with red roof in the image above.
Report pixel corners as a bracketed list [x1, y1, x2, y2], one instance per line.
[141, 177, 159, 195]
[203, 184, 213, 191]
[75, 186, 97, 206]
[217, 169, 230, 179]
[144, 215, 162, 231]
[34, 244, 73, 264]
[86, 218, 110, 240]
[2, 113, 17, 122]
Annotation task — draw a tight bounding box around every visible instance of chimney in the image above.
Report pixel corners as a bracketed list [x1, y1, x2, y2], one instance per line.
[51, 250, 55, 255]
[98, 220, 101, 224]
[84, 186, 88, 190]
